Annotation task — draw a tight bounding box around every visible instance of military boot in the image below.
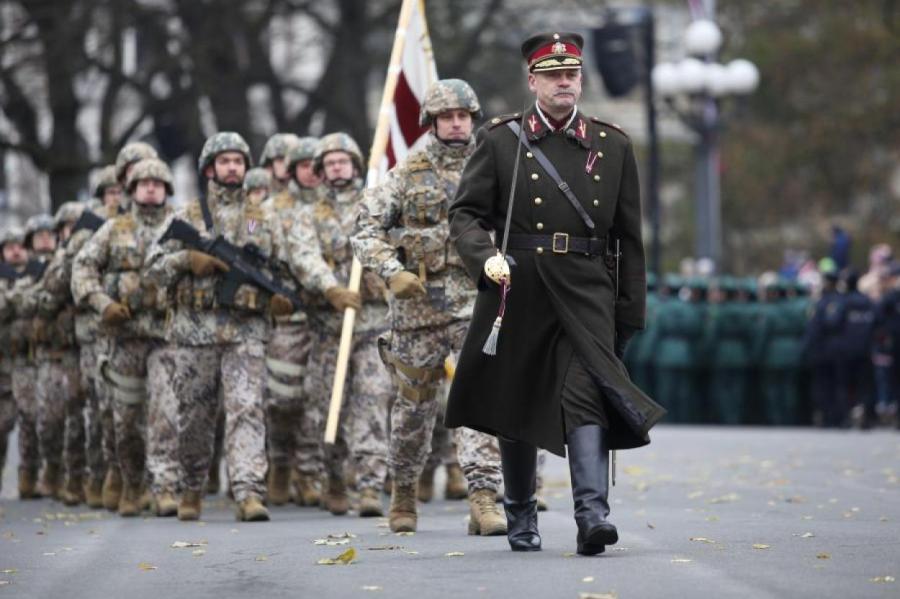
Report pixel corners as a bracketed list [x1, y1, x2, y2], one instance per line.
[417, 467, 436, 502]
[60, 474, 85, 506]
[38, 463, 63, 499]
[467, 488, 508, 536]
[140, 486, 153, 511]
[118, 484, 142, 517]
[566, 425, 618, 556]
[155, 492, 178, 517]
[177, 490, 202, 521]
[236, 495, 270, 522]
[205, 461, 221, 496]
[102, 466, 122, 511]
[389, 483, 417, 533]
[267, 464, 291, 506]
[358, 488, 384, 517]
[445, 463, 468, 500]
[293, 473, 321, 507]
[18, 467, 41, 500]
[499, 438, 541, 552]
[324, 475, 350, 516]
[84, 476, 104, 509]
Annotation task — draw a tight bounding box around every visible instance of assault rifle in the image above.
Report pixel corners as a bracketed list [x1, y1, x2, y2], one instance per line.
[158, 218, 302, 311]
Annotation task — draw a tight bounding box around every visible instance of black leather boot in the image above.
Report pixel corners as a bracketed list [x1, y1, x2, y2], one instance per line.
[566, 424, 618, 555]
[498, 438, 541, 552]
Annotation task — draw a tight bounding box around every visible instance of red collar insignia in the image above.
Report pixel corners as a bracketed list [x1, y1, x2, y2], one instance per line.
[577, 119, 587, 140]
[528, 114, 540, 134]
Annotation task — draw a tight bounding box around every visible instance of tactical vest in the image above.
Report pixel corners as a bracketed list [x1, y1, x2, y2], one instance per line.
[103, 213, 168, 315]
[173, 198, 277, 313]
[390, 154, 463, 279]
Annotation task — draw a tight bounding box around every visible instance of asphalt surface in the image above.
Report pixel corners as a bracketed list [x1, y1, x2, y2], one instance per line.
[1, 425, 898, 599]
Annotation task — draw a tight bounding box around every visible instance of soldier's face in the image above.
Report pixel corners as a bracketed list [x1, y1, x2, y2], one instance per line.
[247, 188, 267, 205]
[528, 69, 582, 114]
[2, 242, 27, 266]
[207, 152, 247, 187]
[322, 151, 355, 187]
[270, 157, 289, 181]
[103, 185, 122, 209]
[294, 159, 321, 189]
[31, 230, 56, 253]
[134, 179, 166, 206]
[435, 109, 473, 143]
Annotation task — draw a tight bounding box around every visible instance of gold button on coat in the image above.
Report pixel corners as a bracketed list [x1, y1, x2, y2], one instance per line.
[526, 152, 533, 158]
[593, 199, 600, 206]
[536, 223, 544, 230]
[531, 173, 539, 181]
[536, 247, 544, 254]
[599, 131, 607, 138]
[534, 197, 542, 205]
[593, 175, 600, 181]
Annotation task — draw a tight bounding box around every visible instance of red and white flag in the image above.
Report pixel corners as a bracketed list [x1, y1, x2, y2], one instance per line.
[374, 0, 437, 180]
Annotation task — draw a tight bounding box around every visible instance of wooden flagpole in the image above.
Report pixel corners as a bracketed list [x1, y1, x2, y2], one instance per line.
[324, 0, 419, 444]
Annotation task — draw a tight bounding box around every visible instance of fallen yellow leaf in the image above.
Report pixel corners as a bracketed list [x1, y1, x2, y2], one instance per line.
[317, 547, 356, 566]
[690, 537, 716, 544]
[192, 549, 206, 557]
[671, 558, 693, 564]
[753, 544, 771, 550]
[583, 576, 595, 582]
[816, 553, 830, 560]
[870, 576, 895, 583]
[578, 593, 617, 599]
[255, 555, 268, 562]
[361, 586, 382, 591]
[138, 562, 157, 571]
[445, 552, 465, 557]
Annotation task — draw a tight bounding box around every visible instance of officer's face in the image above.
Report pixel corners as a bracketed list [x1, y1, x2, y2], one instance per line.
[270, 157, 289, 181]
[528, 68, 582, 114]
[294, 159, 322, 189]
[207, 152, 247, 186]
[31, 230, 56, 253]
[434, 109, 473, 141]
[103, 185, 122, 210]
[2, 242, 27, 266]
[134, 179, 166, 206]
[322, 151, 356, 186]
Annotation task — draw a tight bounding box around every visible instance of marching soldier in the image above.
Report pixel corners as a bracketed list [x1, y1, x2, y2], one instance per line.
[260, 135, 329, 507]
[352, 79, 506, 535]
[243, 168, 272, 206]
[260, 133, 301, 195]
[446, 33, 665, 554]
[115, 142, 159, 213]
[304, 132, 390, 517]
[73, 158, 179, 516]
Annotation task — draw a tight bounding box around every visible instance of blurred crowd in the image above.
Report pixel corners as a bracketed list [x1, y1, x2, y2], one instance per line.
[624, 245, 900, 430]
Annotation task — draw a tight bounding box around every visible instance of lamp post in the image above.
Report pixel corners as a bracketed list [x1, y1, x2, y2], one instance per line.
[651, 18, 759, 268]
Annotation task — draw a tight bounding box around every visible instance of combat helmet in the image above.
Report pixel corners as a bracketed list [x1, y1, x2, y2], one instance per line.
[286, 136, 320, 172]
[126, 157, 174, 195]
[0, 225, 26, 252]
[259, 133, 300, 166]
[243, 167, 272, 192]
[115, 142, 159, 184]
[313, 133, 364, 175]
[198, 132, 252, 175]
[53, 201, 85, 229]
[419, 79, 482, 127]
[93, 165, 120, 198]
[24, 214, 56, 248]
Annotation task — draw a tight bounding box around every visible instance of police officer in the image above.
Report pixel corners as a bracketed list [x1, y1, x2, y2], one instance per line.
[353, 79, 506, 535]
[446, 33, 664, 554]
[833, 270, 876, 427]
[804, 260, 843, 427]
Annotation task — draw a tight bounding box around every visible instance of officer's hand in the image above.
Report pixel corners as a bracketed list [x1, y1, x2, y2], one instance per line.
[484, 252, 511, 286]
[388, 271, 426, 299]
[102, 302, 131, 326]
[188, 250, 230, 277]
[324, 286, 362, 312]
[269, 293, 295, 317]
[32, 317, 49, 343]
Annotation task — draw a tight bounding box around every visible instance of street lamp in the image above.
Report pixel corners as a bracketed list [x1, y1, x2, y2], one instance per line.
[651, 18, 759, 268]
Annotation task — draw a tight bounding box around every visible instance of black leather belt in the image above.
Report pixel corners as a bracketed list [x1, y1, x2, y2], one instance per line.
[506, 233, 606, 256]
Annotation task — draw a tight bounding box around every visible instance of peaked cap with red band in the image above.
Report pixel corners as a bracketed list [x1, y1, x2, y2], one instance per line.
[521, 32, 584, 72]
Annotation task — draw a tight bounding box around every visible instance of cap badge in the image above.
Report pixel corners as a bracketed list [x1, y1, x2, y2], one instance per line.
[552, 41, 567, 54]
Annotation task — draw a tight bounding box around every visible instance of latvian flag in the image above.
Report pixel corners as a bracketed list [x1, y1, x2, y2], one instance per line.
[378, 0, 438, 178]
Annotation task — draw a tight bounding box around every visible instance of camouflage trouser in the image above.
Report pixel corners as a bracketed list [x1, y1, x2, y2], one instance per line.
[11, 362, 40, 473]
[80, 341, 108, 481]
[0, 370, 16, 481]
[306, 329, 392, 493]
[424, 398, 459, 472]
[264, 320, 322, 476]
[146, 346, 182, 494]
[386, 321, 501, 492]
[103, 338, 159, 487]
[155, 342, 267, 502]
[36, 351, 84, 479]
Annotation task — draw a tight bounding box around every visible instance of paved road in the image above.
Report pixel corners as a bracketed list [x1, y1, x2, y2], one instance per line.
[1, 426, 898, 598]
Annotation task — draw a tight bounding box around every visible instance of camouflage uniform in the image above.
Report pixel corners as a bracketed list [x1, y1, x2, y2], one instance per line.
[115, 142, 158, 213]
[260, 133, 301, 195]
[0, 228, 27, 491]
[353, 114, 501, 495]
[307, 133, 393, 498]
[260, 137, 327, 497]
[72, 160, 174, 502]
[145, 133, 332, 507]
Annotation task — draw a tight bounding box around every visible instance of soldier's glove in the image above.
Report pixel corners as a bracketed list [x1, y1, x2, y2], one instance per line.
[388, 271, 426, 299]
[102, 302, 132, 326]
[614, 324, 637, 360]
[269, 294, 295, 317]
[484, 252, 511, 286]
[31, 317, 49, 343]
[324, 286, 362, 312]
[188, 250, 230, 277]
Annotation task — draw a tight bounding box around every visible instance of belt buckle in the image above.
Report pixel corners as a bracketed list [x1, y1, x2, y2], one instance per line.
[552, 232, 569, 254]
